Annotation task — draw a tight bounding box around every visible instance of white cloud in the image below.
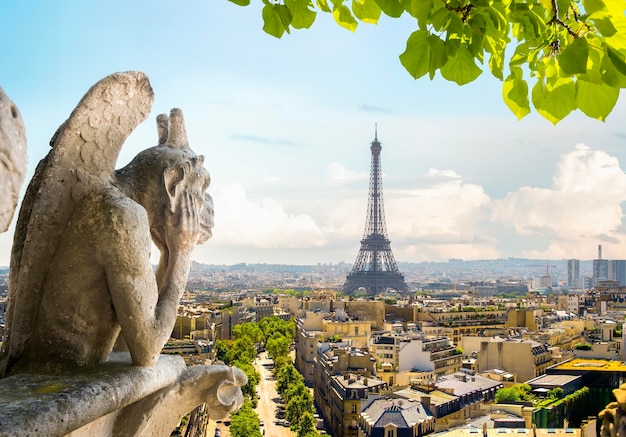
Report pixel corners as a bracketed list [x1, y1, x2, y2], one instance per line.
[491, 143, 626, 258]
[209, 183, 326, 249]
[327, 162, 368, 182]
[427, 168, 461, 179]
[386, 176, 491, 241]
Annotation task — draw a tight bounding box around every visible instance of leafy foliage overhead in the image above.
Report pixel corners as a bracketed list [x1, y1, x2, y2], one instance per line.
[228, 0, 626, 123]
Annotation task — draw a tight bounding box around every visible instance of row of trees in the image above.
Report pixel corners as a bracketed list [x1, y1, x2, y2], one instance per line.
[215, 316, 302, 437]
[275, 362, 319, 437]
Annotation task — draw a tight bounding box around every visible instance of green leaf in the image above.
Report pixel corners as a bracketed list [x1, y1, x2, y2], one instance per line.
[285, 0, 318, 28]
[503, 74, 531, 119]
[428, 35, 448, 79]
[316, 0, 332, 12]
[262, 4, 287, 38]
[601, 47, 626, 86]
[583, 0, 606, 14]
[559, 38, 589, 75]
[575, 80, 619, 120]
[352, 0, 382, 23]
[606, 44, 626, 75]
[411, 0, 434, 28]
[580, 39, 605, 84]
[531, 77, 576, 124]
[488, 46, 506, 80]
[399, 30, 431, 79]
[440, 45, 482, 85]
[375, 0, 405, 17]
[228, 0, 251, 5]
[556, 0, 570, 20]
[333, 4, 359, 30]
[589, 11, 618, 36]
[276, 4, 293, 31]
[430, 7, 453, 31]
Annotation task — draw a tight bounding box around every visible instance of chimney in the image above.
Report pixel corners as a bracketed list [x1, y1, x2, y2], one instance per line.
[599, 244, 603, 259]
[420, 396, 431, 412]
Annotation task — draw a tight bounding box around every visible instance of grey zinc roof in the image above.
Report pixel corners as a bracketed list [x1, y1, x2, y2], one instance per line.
[362, 398, 433, 429]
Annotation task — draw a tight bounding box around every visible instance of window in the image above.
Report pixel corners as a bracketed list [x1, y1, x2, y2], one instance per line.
[387, 430, 395, 437]
[355, 327, 359, 335]
[352, 404, 357, 413]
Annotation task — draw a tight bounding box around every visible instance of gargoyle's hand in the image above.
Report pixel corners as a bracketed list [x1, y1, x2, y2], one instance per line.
[197, 365, 247, 420]
[197, 192, 214, 245]
[165, 189, 201, 254]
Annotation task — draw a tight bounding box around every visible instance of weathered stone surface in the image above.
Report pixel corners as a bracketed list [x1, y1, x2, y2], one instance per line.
[0, 72, 213, 376]
[0, 353, 185, 437]
[0, 353, 246, 437]
[0, 86, 27, 233]
[0, 71, 242, 437]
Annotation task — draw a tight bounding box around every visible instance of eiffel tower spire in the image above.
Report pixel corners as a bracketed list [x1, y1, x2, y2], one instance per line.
[342, 128, 409, 296]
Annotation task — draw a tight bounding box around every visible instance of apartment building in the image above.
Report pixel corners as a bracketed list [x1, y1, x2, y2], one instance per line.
[314, 343, 386, 437]
[370, 331, 462, 385]
[461, 337, 552, 383]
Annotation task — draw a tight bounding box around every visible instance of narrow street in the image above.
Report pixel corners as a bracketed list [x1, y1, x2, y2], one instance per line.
[206, 353, 294, 437]
[254, 352, 294, 437]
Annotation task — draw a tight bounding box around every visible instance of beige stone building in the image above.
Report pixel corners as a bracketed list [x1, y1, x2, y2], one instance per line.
[295, 310, 372, 385]
[414, 308, 507, 345]
[505, 308, 542, 331]
[370, 331, 462, 386]
[295, 310, 332, 384]
[461, 337, 552, 383]
[314, 343, 386, 437]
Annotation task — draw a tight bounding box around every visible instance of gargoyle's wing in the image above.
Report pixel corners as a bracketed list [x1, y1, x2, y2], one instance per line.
[0, 71, 154, 376]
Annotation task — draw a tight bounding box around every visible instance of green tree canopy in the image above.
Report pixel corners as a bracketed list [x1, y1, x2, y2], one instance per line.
[215, 339, 234, 363]
[228, 0, 626, 124]
[232, 322, 265, 345]
[284, 380, 310, 403]
[274, 354, 293, 370]
[216, 336, 257, 365]
[286, 389, 315, 428]
[266, 333, 292, 360]
[230, 399, 263, 437]
[295, 410, 319, 437]
[276, 363, 305, 394]
[259, 316, 296, 342]
[232, 359, 261, 407]
[495, 383, 535, 402]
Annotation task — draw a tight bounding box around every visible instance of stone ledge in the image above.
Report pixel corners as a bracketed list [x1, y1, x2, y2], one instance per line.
[0, 353, 186, 437]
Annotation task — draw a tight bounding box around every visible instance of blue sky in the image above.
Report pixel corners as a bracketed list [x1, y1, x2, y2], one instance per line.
[2, 1, 626, 266]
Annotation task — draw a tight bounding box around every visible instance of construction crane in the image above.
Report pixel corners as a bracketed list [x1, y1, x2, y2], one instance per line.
[529, 263, 557, 276]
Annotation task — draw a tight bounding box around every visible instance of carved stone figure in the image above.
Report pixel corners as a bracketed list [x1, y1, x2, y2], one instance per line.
[0, 71, 213, 376]
[0, 86, 27, 233]
[600, 384, 626, 437]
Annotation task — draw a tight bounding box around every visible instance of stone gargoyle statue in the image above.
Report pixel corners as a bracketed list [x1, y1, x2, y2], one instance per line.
[0, 71, 244, 437]
[0, 86, 27, 233]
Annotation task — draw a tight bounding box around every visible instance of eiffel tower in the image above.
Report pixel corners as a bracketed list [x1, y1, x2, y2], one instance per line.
[342, 128, 409, 296]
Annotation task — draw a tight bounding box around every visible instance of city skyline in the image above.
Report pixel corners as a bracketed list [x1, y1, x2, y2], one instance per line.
[2, 2, 626, 266]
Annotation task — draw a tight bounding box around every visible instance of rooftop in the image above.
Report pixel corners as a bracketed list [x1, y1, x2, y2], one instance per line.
[552, 358, 626, 372]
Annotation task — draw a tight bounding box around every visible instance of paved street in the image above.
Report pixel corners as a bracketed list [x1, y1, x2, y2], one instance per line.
[206, 353, 294, 437]
[254, 352, 294, 437]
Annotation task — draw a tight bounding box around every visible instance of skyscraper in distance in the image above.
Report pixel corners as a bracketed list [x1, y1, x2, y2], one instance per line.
[593, 244, 609, 287]
[567, 259, 580, 289]
[609, 260, 626, 286]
